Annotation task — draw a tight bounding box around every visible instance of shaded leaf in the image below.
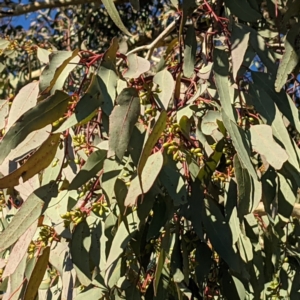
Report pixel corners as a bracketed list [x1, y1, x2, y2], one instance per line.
[69, 149, 107, 190]
[124, 54, 150, 78]
[233, 155, 261, 218]
[224, 0, 261, 22]
[249, 124, 288, 170]
[222, 112, 257, 179]
[275, 23, 300, 92]
[97, 37, 119, 116]
[105, 211, 139, 270]
[252, 72, 300, 134]
[183, 25, 197, 78]
[231, 26, 250, 80]
[108, 87, 140, 161]
[71, 221, 92, 286]
[198, 138, 224, 181]
[125, 151, 163, 206]
[0, 91, 70, 165]
[159, 154, 187, 206]
[235, 23, 277, 74]
[24, 247, 50, 300]
[249, 83, 300, 171]
[201, 198, 242, 273]
[153, 70, 174, 111]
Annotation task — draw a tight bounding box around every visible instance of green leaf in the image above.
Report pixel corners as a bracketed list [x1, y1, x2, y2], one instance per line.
[108, 87, 140, 161]
[75, 287, 104, 300]
[233, 155, 261, 218]
[105, 211, 139, 270]
[7, 253, 27, 300]
[224, 0, 261, 22]
[198, 138, 224, 182]
[0, 90, 70, 165]
[183, 25, 197, 78]
[24, 247, 50, 300]
[0, 182, 58, 252]
[201, 198, 243, 273]
[249, 83, 300, 171]
[231, 25, 250, 80]
[125, 151, 163, 206]
[137, 110, 167, 177]
[195, 242, 212, 286]
[159, 154, 187, 206]
[97, 37, 119, 116]
[222, 112, 257, 180]
[0, 133, 61, 188]
[221, 269, 246, 300]
[71, 221, 92, 286]
[124, 54, 150, 78]
[101, 0, 132, 35]
[39, 49, 79, 94]
[234, 24, 277, 74]
[213, 48, 236, 122]
[277, 172, 297, 222]
[69, 149, 107, 190]
[0, 100, 8, 130]
[275, 23, 300, 92]
[201, 110, 222, 135]
[249, 125, 288, 170]
[55, 74, 101, 132]
[2, 221, 38, 278]
[252, 72, 300, 134]
[101, 157, 123, 205]
[7, 81, 39, 129]
[153, 70, 174, 111]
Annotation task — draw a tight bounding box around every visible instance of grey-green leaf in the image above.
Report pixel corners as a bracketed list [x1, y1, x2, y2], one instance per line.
[183, 25, 197, 78]
[108, 87, 140, 161]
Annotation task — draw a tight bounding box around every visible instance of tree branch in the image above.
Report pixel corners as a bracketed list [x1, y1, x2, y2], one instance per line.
[0, 0, 100, 18]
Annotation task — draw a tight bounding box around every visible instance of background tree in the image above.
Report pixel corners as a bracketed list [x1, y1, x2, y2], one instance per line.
[0, 0, 300, 299]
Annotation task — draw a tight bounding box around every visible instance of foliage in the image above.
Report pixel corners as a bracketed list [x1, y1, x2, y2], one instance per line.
[0, 0, 300, 299]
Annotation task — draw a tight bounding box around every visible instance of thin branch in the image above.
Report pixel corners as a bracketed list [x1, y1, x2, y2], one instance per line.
[0, 0, 101, 18]
[125, 20, 176, 59]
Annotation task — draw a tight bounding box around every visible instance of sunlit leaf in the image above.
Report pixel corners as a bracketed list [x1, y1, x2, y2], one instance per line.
[124, 54, 150, 78]
[0, 91, 70, 165]
[125, 151, 163, 206]
[7, 81, 39, 130]
[0, 182, 58, 252]
[24, 247, 50, 300]
[0, 133, 60, 188]
[153, 70, 174, 111]
[183, 25, 197, 78]
[39, 49, 79, 94]
[249, 124, 288, 170]
[137, 110, 167, 177]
